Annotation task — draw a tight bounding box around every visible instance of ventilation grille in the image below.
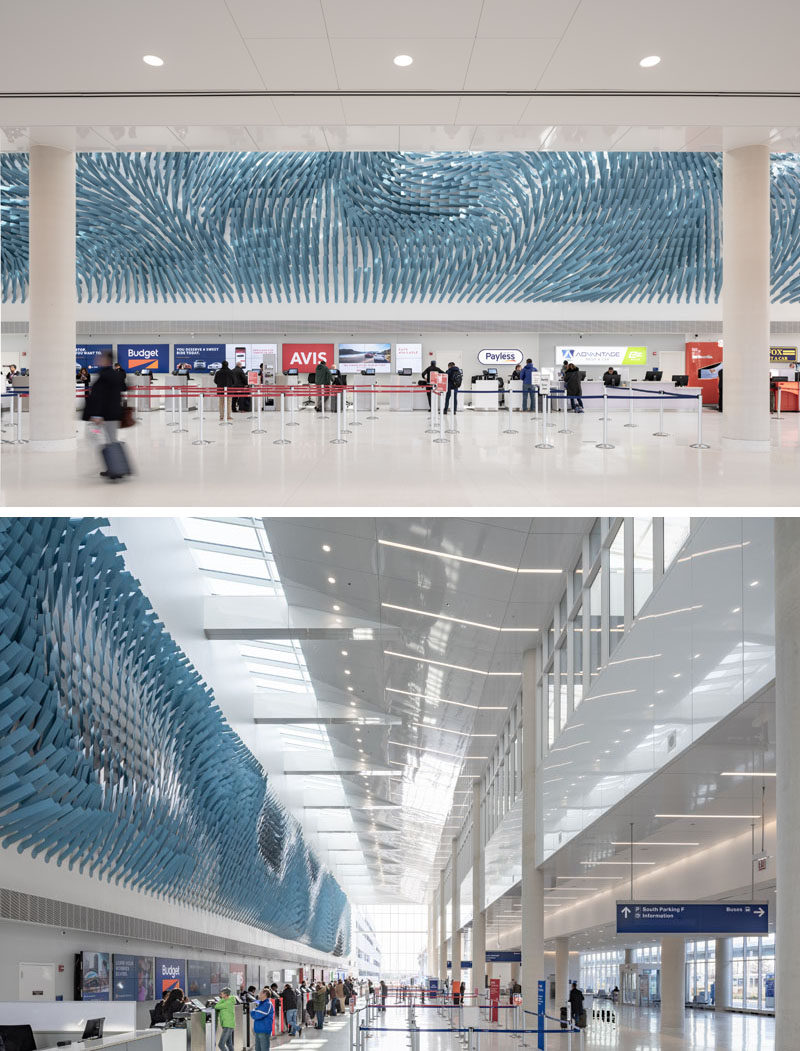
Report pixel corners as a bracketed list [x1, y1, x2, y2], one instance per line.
[0, 887, 300, 960]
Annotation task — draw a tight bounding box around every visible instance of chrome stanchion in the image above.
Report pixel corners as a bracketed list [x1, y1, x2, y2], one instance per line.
[16, 395, 27, 444]
[690, 391, 710, 449]
[558, 390, 572, 433]
[274, 392, 291, 444]
[193, 390, 213, 445]
[341, 387, 352, 434]
[653, 394, 669, 437]
[503, 395, 519, 434]
[775, 385, 783, 422]
[175, 385, 188, 432]
[624, 389, 637, 427]
[425, 389, 437, 433]
[596, 388, 614, 448]
[287, 387, 300, 426]
[446, 393, 459, 434]
[2, 393, 14, 443]
[219, 387, 233, 425]
[330, 390, 347, 444]
[367, 381, 378, 420]
[351, 386, 362, 425]
[535, 394, 554, 449]
[169, 386, 177, 428]
[320, 386, 326, 419]
[252, 387, 268, 434]
[433, 391, 449, 444]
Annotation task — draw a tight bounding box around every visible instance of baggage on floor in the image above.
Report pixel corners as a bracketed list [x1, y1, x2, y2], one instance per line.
[102, 441, 132, 479]
[577, 1010, 587, 1029]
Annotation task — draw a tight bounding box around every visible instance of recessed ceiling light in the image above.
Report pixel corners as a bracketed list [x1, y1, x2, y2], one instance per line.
[143, 54, 164, 67]
[382, 601, 537, 633]
[378, 539, 561, 574]
[341, 649, 349, 656]
[610, 841, 699, 847]
[655, 813, 759, 819]
[384, 649, 520, 676]
[333, 605, 341, 611]
[344, 669, 351, 676]
[322, 544, 331, 552]
[393, 54, 413, 67]
[347, 686, 354, 692]
[639, 55, 661, 68]
[720, 771, 776, 777]
[328, 576, 336, 584]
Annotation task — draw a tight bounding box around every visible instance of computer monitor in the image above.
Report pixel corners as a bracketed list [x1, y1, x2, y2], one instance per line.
[644, 370, 662, 381]
[81, 1020, 104, 1040]
[579, 371, 587, 380]
[284, 368, 298, 376]
[398, 367, 412, 376]
[672, 374, 689, 386]
[0, 1026, 36, 1051]
[191, 999, 207, 1012]
[362, 367, 376, 376]
[485, 368, 497, 377]
[773, 374, 789, 382]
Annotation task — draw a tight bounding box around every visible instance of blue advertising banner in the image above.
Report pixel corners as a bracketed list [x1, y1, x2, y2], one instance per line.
[118, 343, 170, 372]
[79, 951, 111, 1001]
[616, 902, 768, 935]
[113, 955, 154, 1001]
[155, 957, 186, 997]
[537, 979, 545, 1050]
[76, 344, 113, 373]
[428, 978, 439, 993]
[448, 951, 521, 967]
[174, 343, 226, 373]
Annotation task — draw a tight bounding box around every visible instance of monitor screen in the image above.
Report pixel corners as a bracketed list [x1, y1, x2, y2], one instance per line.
[113, 955, 154, 1001]
[82, 1019, 104, 1040]
[398, 367, 413, 377]
[76, 952, 111, 1001]
[486, 368, 497, 377]
[284, 368, 298, 376]
[338, 343, 391, 374]
[363, 367, 376, 376]
[672, 374, 689, 386]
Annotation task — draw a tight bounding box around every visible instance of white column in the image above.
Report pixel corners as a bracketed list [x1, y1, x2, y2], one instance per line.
[660, 937, 686, 1032]
[521, 647, 544, 999]
[721, 144, 771, 451]
[28, 145, 77, 450]
[775, 518, 800, 1044]
[715, 938, 732, 1011]
[428, 899, 436, 979]
[451, 836, 462, 989]
[555, 937, 569, 1010]
[439, 868, 448, 987]
[472, 780, 486, 997]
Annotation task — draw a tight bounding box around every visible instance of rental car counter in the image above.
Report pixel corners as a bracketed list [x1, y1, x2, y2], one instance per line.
[387, 372, 428, 411]
[573, 379, 702, 411]
[0, 1002, 185, 1051]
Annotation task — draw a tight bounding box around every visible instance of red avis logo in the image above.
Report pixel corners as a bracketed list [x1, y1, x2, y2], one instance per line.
[282, 344, 334, 373]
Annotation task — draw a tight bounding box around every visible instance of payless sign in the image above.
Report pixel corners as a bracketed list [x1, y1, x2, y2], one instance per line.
[282, 343, 334, 374]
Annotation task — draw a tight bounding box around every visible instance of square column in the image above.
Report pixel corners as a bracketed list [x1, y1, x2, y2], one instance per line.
[451, 835, 462, 989]
[521, 647, 544, 997]
[714, 938, 731, 1010]
[660, 936, 686, 1033]
[555, 937, 569, 1011]
[471, 780, 486, 997]
[439, 867, 448, 987]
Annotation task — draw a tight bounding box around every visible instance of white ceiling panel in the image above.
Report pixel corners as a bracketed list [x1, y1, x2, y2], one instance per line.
[398, 125, 476, 151]
[95, 125, 184, 149]
[685, 125, 777, 150]
[340, 96, 461, 125]
[542, 125, 630, 151]
[227, 0, 328, 38]
[476, 0, 582, 38]
[464, 38, 560, 91]
[321, 0, 483, 38]
[272, 96, 347, 125]
[246, 124, 331, 150]
[329, 38, 474, 91]
[469, 125, 553, 150]
[612, 125, 709, 151]
[169, 125, 258, 150]
[454, 96, 531, 125]
[248, 38, 340, 89]
[323, 125, 401, 150]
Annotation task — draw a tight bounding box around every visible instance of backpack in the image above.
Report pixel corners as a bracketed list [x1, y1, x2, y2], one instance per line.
[451, 368, 463, 389]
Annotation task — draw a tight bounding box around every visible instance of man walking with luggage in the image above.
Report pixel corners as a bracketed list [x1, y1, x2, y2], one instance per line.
[83, 350, 130, 480]
[568, 981, 585, 1027]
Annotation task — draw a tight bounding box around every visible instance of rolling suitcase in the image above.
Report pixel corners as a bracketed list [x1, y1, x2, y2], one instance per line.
[102, 441, 131, 480]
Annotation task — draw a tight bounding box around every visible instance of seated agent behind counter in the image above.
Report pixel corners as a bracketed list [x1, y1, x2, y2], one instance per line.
[214, 987, 237, 1051]
[251, 988, 275, 1051]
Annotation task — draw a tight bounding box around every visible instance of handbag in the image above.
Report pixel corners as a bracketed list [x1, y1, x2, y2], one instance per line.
[120, 406, 136, 429]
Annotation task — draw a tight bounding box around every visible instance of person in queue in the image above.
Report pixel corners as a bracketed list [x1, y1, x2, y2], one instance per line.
[312, 982, 327, 1029]
[213, 360, 235, 421]
[252, 986, 275, 1051]
[281, 981, 298, 1037]
[334, 977, 345, 1015]
[443, 361, 462, 415]
[380, 978, 388, 1013]
[83, 350, 127, 474]
[520, 357, 537, 411]
[421, 359, 439, 410]
[214, 987, 237, 1051]
[231, 361, 248, 412]
[565, 362, 584, 412]
[569, 981, 585, 1024]
[314, 358, 333, 411]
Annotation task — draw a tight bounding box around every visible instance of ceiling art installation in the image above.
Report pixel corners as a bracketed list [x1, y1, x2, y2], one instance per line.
[0, 517, 350, 956]
[2, 151, 800, 304]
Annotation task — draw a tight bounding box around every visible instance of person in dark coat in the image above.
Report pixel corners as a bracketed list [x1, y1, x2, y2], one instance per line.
[443, 362, 462, 415]
[564, 363, 584, 413]
[214, 361, 236, 421]
[421, 359, 439, 410]
[83, 351, 126, 473]
[568, 981, 584, 1023]
[231, 363, 248, 412]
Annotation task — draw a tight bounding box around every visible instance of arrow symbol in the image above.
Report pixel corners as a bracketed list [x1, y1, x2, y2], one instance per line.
[621, 906, 631, 918]
[755, 907, 765, 918]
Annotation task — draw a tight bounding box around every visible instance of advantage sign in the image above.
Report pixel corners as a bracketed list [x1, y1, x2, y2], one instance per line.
[616, 902, 768, 935]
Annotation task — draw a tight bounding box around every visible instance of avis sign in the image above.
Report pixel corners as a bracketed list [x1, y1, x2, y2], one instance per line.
[616, 901, 768, 935]
[282, 343, 334, 374]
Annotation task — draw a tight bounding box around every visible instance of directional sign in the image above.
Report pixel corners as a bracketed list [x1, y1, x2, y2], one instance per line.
[616, 902, 768, 935]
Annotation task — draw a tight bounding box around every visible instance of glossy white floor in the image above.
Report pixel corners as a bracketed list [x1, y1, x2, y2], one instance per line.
[311, 1002, 775, 1051]
[2, 403, 799, 508]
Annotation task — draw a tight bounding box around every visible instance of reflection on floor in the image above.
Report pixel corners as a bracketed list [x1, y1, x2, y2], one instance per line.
[2, 405, 799, 508]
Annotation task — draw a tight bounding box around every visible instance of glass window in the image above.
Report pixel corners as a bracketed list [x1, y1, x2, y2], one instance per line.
[547, 671, 555, 748]
[559, 591, 567, 630]
[609, 525, 625, 645]
[573, 557, 583, 602]
[589, 520, 601, 562]
[589, 570, 602, 678]
[663, 516, 691, 571]
[557, 642, 568, 729]
[572, 601, 583, 709]
[633, 518, 654, 615]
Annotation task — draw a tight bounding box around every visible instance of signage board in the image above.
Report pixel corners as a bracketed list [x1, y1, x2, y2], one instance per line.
[118, 343, 169, 372]
[489, 977, 500, 1023]
[486, 951, 521, 963]
[616, 902, 768, 935]
[174, 343, 226, 373]
[338, 343, 391, 374]
[77, 951, 110, 1001]
[478, 348, 523, 367]
[155, 957, 186, 997]
[395, 343, 423, 373]
[770, 346, 798, 364]
[112, 955, 154, 1001]
[537, 980, 546, 1051]
[282, 343, 334, 374]
[538, 375, 551, 395]
[557, 345, 647, 367]
[76, 344, 113, 373]
[428, 978, 439, 994]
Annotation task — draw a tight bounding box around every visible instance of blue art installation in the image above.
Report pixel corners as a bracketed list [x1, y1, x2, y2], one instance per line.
[1, 150, 798, 304]
[0, 518, 351, 957]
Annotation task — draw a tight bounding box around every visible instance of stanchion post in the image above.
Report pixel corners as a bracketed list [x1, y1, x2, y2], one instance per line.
[170, 386, 177, 427]
[341, 386, 352, 434]
[425, 388, 437, 433]
[274, 392, 291, 444]
[558, 388, 572, 433]
[321, 386, 326, 419]
[252, 386, 267, 434]
[331, 390, 347, 444]
[596, 387, 614, 448]
[193, 390, 213, 445]
[504, 394, 519, 434]
[351, 385, 362, 425]
[17, 394, 27, 444]
[288, 386, 300, 426]
[625, 389, 637, 427]
[433, 390, 449, 443]
[776, 385, 783, 421]
[535, 392, 554, 449]
[690, 391, 710, 449]
[367, 381, 378, 420]
[653, 394, 669, 437]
